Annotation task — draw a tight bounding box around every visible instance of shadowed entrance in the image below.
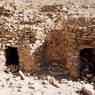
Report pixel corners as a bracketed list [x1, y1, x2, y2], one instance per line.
[80, 48, 95, 82]
[5, 47, 19, 66]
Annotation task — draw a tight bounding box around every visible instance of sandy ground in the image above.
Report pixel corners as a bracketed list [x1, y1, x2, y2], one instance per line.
[0, 71, 86, 95]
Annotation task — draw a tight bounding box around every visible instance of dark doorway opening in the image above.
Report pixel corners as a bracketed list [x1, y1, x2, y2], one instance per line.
[79, 48, 95, 82]
[5, 47, 19, 66]
[80, 48, 93, 62]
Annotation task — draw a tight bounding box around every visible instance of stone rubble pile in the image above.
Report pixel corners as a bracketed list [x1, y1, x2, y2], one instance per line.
[80, 51, 95, 83]
[33, 61, 68, 78]
[0, 71, 87, 95]
[48, 62, 68, 75]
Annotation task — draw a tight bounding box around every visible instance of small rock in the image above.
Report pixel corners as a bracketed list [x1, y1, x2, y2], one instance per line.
[60, 79, 68, 84]
[16, 85, 22, 88]
[86, 74, 93, 78]
[91, 76, 95, 82]
[2, 84, 4, 87]
[33, 76, 38, 80]
[28, 86, 35, 89]
[15, 76, 21, 81]
[41, 80, 49, 85]
[82, 84, 95, 95]
[51, 62, 58, 66]
[58, 91, 61, 94]
[68, 80, 73, 86]
[17, 89, 21, 92]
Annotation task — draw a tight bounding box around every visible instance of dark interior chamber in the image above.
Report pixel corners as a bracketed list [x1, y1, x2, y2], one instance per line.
[5, 47, 19, 66]
[80, 48, 95, 82]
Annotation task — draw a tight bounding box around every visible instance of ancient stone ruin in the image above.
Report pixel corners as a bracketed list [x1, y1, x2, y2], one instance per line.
[0, 0, 95, 80]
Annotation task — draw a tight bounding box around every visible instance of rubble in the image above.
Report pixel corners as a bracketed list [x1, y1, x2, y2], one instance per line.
[0, 71, 85, 95]
[82, 84, 95, 95]
[19, 70, 26, 80]
[80, 48, 95, 83]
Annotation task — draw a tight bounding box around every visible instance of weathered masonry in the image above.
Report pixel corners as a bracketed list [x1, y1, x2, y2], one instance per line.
[0, 0, 95, 80]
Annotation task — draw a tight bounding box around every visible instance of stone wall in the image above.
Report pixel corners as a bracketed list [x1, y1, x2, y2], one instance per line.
[0, 0, 95, 79]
